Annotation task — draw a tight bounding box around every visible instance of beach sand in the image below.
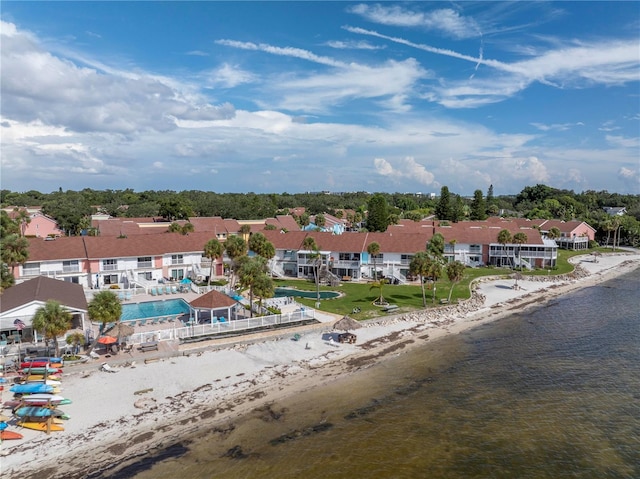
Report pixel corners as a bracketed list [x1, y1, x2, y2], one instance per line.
[2, 251, 639, 479]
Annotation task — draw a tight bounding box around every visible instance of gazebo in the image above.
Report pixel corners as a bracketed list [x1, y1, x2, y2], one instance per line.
[189, 290, 240, 324]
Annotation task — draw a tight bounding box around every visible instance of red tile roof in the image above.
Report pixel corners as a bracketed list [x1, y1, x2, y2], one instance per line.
[189, 289, 238, 309]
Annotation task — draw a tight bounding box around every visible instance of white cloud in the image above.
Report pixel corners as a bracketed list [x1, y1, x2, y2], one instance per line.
[530, 122, 582, 132]
[348, 4, 482, 39]
[348, 26, 640, 108]
[206, 63, 256, 88]
[262, 58, 428, 113]
[325, 40, 384, 50]
[374, 156, 436, 185]
[1, 20, 234, 136]
[606, 135, 639, 148]
[215, 39, 346, 68]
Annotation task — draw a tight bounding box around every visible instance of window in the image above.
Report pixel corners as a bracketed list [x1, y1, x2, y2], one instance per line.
[170, 269, 184, 280]
[103, 274, 119, 285]
[64, 276, 79, 284]
[102, 259, 118, 271]
[137, 256, 152, 268]
[171, 254, 184, 265]
[23, 263, 41, 276]
[138, 271, 153, 281]
[63, 260, 79, 273]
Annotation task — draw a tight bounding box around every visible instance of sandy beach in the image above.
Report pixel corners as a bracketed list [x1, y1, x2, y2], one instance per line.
[2, 251, 639, 479]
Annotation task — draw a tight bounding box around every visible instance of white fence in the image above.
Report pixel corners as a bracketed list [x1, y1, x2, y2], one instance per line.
[127, 308, 317, 344]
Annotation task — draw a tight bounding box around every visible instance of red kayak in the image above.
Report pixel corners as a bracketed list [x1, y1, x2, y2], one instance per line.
[20, 361, 50, 369]
[0, 429, 23, 440]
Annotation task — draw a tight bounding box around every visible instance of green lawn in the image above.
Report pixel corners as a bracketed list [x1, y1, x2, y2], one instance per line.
[274, 247, 605, 319]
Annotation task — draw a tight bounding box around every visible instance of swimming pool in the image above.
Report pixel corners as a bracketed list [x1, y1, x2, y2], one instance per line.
[121, 299, 191, 322]
[274, 287, 340, 300]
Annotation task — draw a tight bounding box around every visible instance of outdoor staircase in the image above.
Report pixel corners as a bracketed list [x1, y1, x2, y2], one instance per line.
[126, 270, 154, 292]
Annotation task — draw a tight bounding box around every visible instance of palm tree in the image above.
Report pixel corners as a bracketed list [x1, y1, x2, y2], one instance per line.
[65, 331, 86, 355]
[1, 233, 29, 275]
[428, 258, 443, 303]
[512, 232, 528, 269]
[547, 227, 561, 241]
[448, 239, 457, 262]
[167, 222, 182, 233]
[253, 272, 274, 313]
[88, 291, 122, 334]
[367, 241, 380, 281]
[445, 261, 466, 303]
[225, 235, 248, 288]
[204, 238, 224, 286]
[497, 229, 512, 267]
[369, 279, 386, 306]
[236, 256, 269, 317]
[302, 236, 321, 305]
[239, 224, 251, 239]
[181, 222, 195, 235]
[409, 251, 432, 308]
[14, 207, 31, 237]
[32, 300, 72, 357]
[611, 217, 621, 252]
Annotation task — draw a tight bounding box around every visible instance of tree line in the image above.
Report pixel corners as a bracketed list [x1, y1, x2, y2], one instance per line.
[2, 184, 639, 291]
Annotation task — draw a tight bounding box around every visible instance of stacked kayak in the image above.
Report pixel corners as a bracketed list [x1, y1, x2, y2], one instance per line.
[7, 357, 70, 434]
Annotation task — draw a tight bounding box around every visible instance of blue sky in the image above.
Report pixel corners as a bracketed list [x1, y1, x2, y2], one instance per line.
[1, 2, 639, 196]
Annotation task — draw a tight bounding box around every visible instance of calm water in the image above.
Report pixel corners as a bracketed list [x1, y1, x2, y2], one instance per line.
[115, 268, 640, 479]
[120, 299, 190, 322]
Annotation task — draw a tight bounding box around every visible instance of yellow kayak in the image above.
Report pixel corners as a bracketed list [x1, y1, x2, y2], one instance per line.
[19, 421, 64, 432]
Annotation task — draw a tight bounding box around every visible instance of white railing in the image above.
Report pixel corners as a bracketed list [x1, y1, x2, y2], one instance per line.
[125, 309, 316, 344]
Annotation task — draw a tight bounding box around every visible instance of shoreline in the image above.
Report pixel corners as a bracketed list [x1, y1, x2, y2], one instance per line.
[3, 251, 639, 479]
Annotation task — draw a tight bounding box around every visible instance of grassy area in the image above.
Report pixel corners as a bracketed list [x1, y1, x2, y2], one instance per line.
[274, 265, 514, 320]
[274, 248, 608, 319]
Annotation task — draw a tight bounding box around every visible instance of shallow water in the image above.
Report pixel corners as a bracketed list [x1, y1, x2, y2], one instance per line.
[115, 268, 640, 479]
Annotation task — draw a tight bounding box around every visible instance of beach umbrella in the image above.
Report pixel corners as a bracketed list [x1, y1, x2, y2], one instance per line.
[180, 278, 192, 284]
[96, 336, 117, 345]
[333, 315, 362, 333]
[105, 322, 135, 340]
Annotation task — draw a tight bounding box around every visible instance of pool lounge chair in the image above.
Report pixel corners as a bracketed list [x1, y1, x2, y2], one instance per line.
[165, 286, 172, 295]
[171, 286, 178, 294]
[150, 287, 157, 296]
[156, 287, 163, 295]
[138, 319, 147, 327]
[118, 292, 125, 301]
[150, 317, 160, 325]
[158, 317, 167, 324]
[125, 291, 132, 301]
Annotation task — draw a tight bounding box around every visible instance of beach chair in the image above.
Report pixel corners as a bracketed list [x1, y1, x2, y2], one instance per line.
[150, 317, 160, 325]
[156, 286, 163, 295]
[138, 319, 147, 327]
[165, 286, 171, 295]
[150, 287, 157, 296]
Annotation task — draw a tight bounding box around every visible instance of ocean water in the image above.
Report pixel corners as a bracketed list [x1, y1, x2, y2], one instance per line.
[113, 268, 640, 479]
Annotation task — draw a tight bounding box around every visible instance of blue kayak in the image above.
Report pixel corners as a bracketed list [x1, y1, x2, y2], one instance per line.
[10, 383, 54, 394]
[14, 406, 53, 418]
